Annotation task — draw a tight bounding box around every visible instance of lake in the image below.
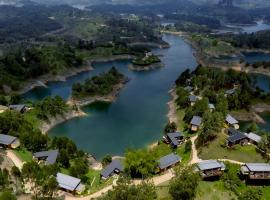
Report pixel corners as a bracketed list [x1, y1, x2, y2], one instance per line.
[24, 35, 197, 159]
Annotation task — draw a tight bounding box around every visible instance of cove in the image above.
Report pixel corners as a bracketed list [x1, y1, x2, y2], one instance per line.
[25, 35, 197, 159]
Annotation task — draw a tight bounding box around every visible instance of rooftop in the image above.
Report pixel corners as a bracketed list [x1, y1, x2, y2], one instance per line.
[33, 150, 59, 165]
[225, 88, 236, 95]
[245, 132, 262, 143]
[184, 86, 193, 92]
[101, 159, 124, 179]
[190, 116, 202, 126]
[9, 104, 26, 112]
[167, 132, 184, 146]
[189, 95, 197, 102]
[227, 132, 247, 143]
[228, 128, 239, 135]
[245, 163, 270, 172]
[56, 173, 82, 191]
[226, 114, 238, 125]
[0, 134, 17, 145]
[209, 103, 215, 109]
[197, 160, 225, 171]
[158, 153, 181, 170]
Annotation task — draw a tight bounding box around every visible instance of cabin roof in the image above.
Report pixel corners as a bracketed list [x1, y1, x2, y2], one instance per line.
[184, 86, 193, 92]
[245, 132, 262, 143]
[225, 88, 236, 95]
[197, 160, 225, 171]
[190, 116, 202, 126]
[9, 104, 26, 112]
[56, 173, 82, 191]
[0, 134, 17, 145]
[158, 153, 181, 170]
[101, 159, 124, 179]
[226, 114, 238, 125]
[33, 150, 59, 165]
[189, 95, 197, 102]
[208, 103, 215, 109]
[167, 132, 184, 147]
[245, 163, 270, 172]
[227, 132, 247, 143]
[228, 128, 239, 135]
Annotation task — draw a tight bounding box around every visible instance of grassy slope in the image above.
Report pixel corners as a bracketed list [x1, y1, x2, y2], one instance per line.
[14, 149, 33, 163]
[198, 133, 266, 163]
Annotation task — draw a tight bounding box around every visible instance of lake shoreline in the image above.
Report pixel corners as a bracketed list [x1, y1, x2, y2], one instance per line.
[19, 55, 134, 95]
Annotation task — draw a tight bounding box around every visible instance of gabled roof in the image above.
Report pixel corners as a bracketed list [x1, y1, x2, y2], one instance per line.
[158, 153, 181, 170]
[33, 150, 59, 165]
[208, 103, 215, 109]
[101, 159, 124, 179]
[227, 132, 247, 143]
[9, 104, 26, 112]
[197, 160, 225, 171]
[244, 132, 262, 143]
[190, 116, 202, 126]
[189, 95, 197, 102]
[225, 88, 236, 95]
[56, 173, 82, 191]
[0, 134, 17, 145]
[228, 128, 239, 135]
[245, 163, 270, 172]
[167, 132, 184, 147]
[226, 114, 238, 125]
[184, 86, 193, 92]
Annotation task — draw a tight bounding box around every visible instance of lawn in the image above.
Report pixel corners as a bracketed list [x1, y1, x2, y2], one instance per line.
[196, 181, 237, 200]
[14, 149, 33, 163]
[198, 133, 267, 163]
[176, 109, 186, 131]
[85, 169, 114, 194]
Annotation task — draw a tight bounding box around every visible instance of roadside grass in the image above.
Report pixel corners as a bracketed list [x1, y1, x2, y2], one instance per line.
[14, 148, 32, 163]
[198, 133, 266, 163]
[85, 169, 114, 194]
[196, 181, 237, 200]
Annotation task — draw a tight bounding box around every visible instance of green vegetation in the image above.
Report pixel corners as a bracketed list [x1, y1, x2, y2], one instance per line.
[132, 55, 161, 66]
[72, 67, 125, 98]
[0, 44, 82, 93]
[97, 177, 157, 200]
[0, 191, 17, 200]
[169, 166, 200, 200]
[198, 133, 266, 163]
[14, 149, 32, 163]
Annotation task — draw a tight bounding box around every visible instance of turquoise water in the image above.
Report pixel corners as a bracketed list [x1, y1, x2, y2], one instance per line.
[25, 35, 197, 159]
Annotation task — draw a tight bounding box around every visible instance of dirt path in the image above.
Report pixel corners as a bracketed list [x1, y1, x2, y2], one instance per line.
[6, 150, 24, 170]
[167, 88, 178, 124]
[218, 159, 244, 165]
[189, 135, 202, 165]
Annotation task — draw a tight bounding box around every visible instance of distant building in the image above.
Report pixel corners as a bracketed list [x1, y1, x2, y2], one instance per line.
[166, 132, 184, 148]
[101, 159, 124, 180]
[9, 104, 26, 113]
[244, 132, 262, 145]
[227, 129, 248, 147]
[158, 153, 181, 172]
[197, 160, 225, 178]
[241, 163, 270, 180]
[189, 95, 197, 106]
[0, 105, 8, 114]
[33, 150, 59, 165]
[190, 116, 202, 132]
[56, 173, 85, 194]
[0, 134, 20, 149]
[208, 104, 215, 112]
[184, 86, 193, 92]
[226, 114, 239, 129]
[225, 88, 236, 96]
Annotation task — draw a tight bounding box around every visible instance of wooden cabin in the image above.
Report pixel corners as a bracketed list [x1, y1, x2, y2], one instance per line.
[197, 160, 225, 178]
[241, 163, 270, 180]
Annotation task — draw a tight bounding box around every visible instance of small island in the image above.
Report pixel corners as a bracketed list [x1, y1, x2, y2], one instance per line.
[129, 52, 163, 71]
[71, 67, 128, 106]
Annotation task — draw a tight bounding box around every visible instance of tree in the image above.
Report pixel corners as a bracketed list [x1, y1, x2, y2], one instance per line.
[169, 167, 200, 200]
[0, 168, 10, 189]
[102, 155, 112, 167]
[246, 122, 258, 133]
[164, 122, 177, 133]
[125, 149, 157, 179]
[239, 188, 262, 200]
[175, 69, 190, 86]
[98, 177, 157, 200]
[184, 140, 192, 153]
[69, 158, 89, 182]
[0, 191, 16, 200]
